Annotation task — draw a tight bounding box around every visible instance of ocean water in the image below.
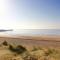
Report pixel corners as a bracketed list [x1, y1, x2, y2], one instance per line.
[0, 29, 60, 36]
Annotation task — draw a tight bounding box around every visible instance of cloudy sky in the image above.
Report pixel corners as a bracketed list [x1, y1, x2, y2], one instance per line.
[0, 0, 60, 29]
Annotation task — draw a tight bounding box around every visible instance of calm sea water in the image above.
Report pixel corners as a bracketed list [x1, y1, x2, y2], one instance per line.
[0, 29, 60, 36]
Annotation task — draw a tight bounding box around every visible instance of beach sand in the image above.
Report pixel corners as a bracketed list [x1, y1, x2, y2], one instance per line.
[0, 35, 60, 47]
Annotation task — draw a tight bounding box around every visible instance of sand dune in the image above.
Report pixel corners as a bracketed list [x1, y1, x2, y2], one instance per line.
[0, 35, 60, 60]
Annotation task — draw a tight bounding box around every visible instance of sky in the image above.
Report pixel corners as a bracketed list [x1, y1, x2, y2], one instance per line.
[0, 0, 60, 29]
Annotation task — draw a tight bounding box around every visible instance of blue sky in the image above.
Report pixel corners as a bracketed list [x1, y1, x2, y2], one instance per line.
[0, 0, 60, 29]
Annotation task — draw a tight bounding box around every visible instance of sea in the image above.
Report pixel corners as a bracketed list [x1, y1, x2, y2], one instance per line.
[0, 29, 60, 36]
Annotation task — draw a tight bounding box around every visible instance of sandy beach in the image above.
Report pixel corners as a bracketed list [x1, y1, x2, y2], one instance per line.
[0, 35, 60, 47]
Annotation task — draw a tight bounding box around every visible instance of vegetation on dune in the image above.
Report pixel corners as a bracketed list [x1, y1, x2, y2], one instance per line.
[44, 49, 53, 56]
[23, 55, 38, 60]
[9, 44, 27, 54]
[0, 41, 60, 60]
[2, 41, 8, 46]
[32, 46, 39, 51]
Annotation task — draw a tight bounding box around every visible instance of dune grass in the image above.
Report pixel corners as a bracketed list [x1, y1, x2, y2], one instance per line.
[0, 41, 60, 60]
